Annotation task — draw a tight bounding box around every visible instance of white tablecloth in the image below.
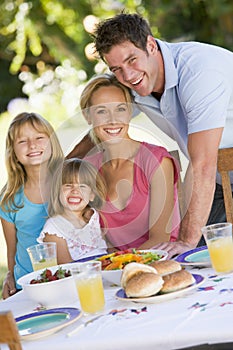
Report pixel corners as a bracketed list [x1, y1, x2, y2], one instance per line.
[1, 266, 233, 350]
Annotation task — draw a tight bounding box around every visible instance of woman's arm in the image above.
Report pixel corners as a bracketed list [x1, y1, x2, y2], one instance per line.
[43, 233, 73, 264]
[138, 157, 175, 249]
[1, 218, 17, 299]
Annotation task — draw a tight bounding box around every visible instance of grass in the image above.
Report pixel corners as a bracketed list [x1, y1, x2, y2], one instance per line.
[0, 264, 8, 299]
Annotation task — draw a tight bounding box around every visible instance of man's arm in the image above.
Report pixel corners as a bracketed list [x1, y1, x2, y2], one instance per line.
[179, 127, 224, 245]
[66, 132, 95, 159]
[155, 127, 223, 257]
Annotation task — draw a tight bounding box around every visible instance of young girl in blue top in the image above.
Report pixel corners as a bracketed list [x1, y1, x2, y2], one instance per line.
[0, 112, 63, 299]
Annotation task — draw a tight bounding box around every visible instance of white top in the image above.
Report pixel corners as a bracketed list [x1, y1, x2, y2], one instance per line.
[37, 209, 107, 260]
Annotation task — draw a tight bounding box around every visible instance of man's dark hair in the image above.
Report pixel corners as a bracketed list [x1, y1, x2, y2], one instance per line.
[92, 13, 153, 60]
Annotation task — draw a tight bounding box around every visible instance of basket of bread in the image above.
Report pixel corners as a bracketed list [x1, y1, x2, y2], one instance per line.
[118, 260, 203, 302]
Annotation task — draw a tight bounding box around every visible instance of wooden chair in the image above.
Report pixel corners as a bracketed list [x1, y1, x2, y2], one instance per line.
[217, 147, 233, 224]
[0, 311, 22, 350]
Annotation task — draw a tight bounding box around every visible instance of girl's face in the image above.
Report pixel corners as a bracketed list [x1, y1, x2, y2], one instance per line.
[60, 182, 95, 215]
[89, 85, 131, 144]
[13, 123, 52, 168]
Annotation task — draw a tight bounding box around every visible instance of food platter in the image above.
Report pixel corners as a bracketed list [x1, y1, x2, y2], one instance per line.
[100, 249, 168, 285]
[16, 307, 82, 340]
[96, 249, 168, 270]
[175, 246, 211, 267]
[75, 249, 168, 285]
[115, 273, 205, 304]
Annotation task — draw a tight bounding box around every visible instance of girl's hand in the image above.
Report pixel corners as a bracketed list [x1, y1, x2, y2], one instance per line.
[2, 271, 17, 299]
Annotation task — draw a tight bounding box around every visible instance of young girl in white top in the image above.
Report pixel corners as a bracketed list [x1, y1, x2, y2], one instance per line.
[38, 157, 107, 263]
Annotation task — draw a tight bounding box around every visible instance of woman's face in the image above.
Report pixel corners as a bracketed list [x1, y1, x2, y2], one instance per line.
[88, 85, 131, 144]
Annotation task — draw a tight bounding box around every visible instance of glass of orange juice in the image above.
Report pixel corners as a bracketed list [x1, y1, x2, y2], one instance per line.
[27, 243, 57, 271]
[71, 261, 105, 315]
[201, 222, 233, 273]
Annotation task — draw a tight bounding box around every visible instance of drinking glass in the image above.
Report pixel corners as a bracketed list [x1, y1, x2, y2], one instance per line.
[201, 222, 233, 273]
[27, 243, 57, 271]
[71, 261, 105, 314]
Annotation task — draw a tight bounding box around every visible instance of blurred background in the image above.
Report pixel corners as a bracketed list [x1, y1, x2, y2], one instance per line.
[1, 0, 233, 291]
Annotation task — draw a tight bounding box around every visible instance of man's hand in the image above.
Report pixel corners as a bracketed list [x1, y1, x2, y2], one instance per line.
[153, 241, 196, 259]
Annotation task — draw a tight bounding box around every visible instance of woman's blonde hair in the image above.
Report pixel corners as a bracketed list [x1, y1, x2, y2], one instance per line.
[0, 112, 64, 211]
[48, 158, 106, 222]
[80, 73, 133, 146]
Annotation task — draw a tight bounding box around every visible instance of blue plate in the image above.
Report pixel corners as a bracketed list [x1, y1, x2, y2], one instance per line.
[116, 274, 205, 303]
[16, 307, 82, 340]
[175, 246, 211, 266]
[74, 254, 104, 263]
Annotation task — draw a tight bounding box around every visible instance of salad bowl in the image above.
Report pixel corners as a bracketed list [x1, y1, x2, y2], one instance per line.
[97, 249, 168, 285]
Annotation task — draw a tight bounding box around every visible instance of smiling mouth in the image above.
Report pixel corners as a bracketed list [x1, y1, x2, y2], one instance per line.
[104, 127, 122, 135]
[27, 151, 43, 157]
[130, 74, 144, 86]
[68, 197, 82, 204]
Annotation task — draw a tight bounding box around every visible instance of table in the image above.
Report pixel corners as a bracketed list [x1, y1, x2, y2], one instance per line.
[1, 265, 233, 350]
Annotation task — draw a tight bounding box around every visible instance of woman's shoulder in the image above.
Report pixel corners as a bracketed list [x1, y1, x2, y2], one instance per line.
[84, 152, 103, 169]
[138, 142, 171, 161]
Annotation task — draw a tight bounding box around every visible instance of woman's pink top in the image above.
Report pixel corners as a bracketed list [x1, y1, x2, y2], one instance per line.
[86, 142, 180, 250]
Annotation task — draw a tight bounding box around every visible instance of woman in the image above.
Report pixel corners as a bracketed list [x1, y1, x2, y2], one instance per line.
[80, 74, 180, 251]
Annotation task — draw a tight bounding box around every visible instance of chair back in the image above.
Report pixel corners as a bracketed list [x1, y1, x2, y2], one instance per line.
[0, 310, 22, 350]
[217, 147, 233, 224]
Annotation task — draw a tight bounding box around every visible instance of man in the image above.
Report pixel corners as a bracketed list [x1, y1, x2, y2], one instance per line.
[68, 13, 233, 257]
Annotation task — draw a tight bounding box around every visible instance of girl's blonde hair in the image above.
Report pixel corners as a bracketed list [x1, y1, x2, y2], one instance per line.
[80, 73, 133, 146]
[48, 158, 107, 222]
[0, 112, 64, 211]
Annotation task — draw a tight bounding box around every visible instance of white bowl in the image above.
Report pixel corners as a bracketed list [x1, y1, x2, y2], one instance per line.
[101, 249, 168, 286]
[17, 264, 78, 308]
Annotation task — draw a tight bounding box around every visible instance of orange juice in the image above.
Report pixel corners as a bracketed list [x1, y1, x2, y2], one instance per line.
[76, 274, 105, 314]
[32, 257, 58, 271]
[208, 236, 233, 273]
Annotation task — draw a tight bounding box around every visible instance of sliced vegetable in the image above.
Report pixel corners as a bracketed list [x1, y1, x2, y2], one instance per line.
[97, 249, 163, 270]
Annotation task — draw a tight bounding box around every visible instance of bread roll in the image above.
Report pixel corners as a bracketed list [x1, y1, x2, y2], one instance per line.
[160, 269, 195, 293]
[149, 260, 182, 276]
[125, 272, 164, 298]
[121, 262, 157, 289]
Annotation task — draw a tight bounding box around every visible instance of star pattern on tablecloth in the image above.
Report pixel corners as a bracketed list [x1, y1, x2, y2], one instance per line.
[198, 285, 215, 291]
[220, 302, 233, 307]
[208, 275, 229, 282]
[219, 288, 233, 294]
[189, 302, 208, 311]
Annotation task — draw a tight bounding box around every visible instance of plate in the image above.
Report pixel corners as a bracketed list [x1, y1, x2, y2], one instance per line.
[175, 246, 211, 266]
[115, 274, 205, 304]
[74, 254, 104, 263]
[16, 307, 82, 340]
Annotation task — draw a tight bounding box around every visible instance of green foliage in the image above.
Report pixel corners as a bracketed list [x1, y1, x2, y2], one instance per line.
[0, 0, 233, 115]
[0, 265, 7, 299]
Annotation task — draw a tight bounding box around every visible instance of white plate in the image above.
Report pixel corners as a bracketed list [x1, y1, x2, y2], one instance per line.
[115, 273, 205, 303]
[16, 307, 82, 340]
[175, 246, 211, 267]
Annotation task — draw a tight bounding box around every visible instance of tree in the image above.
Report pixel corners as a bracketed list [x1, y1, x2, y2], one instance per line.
[0, 0, 233, 114]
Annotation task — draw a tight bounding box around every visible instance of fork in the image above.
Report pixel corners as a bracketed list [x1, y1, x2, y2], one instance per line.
[66, 314, 105, 337]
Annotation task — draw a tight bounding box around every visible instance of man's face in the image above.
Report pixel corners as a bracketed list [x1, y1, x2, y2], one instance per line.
[104, 36, 164, 96]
